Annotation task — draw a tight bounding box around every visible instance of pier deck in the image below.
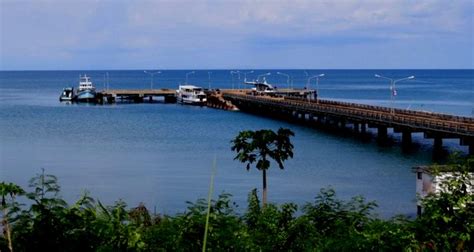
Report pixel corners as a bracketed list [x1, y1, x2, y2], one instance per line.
[222, 91, 474, 154]
[98, 89, 176, 103]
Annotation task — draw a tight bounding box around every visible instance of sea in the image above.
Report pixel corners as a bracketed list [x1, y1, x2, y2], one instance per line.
[0, 69, 472, 218]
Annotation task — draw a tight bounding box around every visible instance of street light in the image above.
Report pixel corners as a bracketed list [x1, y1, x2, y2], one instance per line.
[257, 72, 271, 82]
[277, 72, 290, 93]
[144, 70, 161, 89]
[375, 74, 415, 114]
[185, 71, 195, 84]
[243, 70, 254, 82]
[231, 71, 241, 89]
[304, 71, 309, 89]
[307, 74, 324, 89]
[208, 71, 212, 89]
[307, 74, 324, 102]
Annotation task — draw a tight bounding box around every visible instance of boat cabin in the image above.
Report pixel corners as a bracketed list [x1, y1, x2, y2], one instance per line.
[245, 78, 275, 93]
[78, 75, 94, 91]
[179, 85, 204, 94]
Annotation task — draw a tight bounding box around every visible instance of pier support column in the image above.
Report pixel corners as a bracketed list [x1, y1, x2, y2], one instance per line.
[460, 137, 474, 156]
[360, 123, 366, 133]
[402, 131, 412, 147]
[377, 126, 388, 142]
[339, 120, 346, 128]
[164, 95, 177, 103]
[432, 136, 445, 160]
[353, 123, 359, 133]
[317, 116, 323, 124]
[434, 137, 443, 152]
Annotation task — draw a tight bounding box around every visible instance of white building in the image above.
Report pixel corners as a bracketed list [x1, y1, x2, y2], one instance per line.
[414, 166, 473, 216]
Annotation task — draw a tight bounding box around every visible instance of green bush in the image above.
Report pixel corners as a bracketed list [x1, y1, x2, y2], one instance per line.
[1, 155, 472, 251]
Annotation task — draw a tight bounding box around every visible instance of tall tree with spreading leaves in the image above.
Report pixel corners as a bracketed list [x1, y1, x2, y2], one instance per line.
[231, 128, 294, 206]
[1, 182, 25, 252]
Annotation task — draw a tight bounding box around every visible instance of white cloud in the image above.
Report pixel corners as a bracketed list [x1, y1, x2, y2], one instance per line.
[1, 0, 472, 69]
[121, 0, 472, 43]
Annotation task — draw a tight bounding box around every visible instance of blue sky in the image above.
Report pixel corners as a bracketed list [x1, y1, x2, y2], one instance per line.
[1, 0, 473, 70]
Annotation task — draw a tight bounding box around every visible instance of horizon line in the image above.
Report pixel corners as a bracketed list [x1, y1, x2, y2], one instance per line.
[1, 68, 473, 71]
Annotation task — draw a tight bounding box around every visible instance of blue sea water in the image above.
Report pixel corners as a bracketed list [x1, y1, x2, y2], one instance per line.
[0, 70, 472, 217]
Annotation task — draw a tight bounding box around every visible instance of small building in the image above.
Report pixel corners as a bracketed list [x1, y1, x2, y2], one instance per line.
[414, 165, 473, 216]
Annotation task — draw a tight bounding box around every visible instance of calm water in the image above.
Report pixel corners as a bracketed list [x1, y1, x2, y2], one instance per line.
[0, 70, 472, 217]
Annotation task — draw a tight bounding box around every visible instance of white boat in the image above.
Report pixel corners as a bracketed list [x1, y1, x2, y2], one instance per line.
[59, 87, 74, 101]
[176, 85, 207, 105]
[244, 77, 275, 93]
[75, 75, 96, 102]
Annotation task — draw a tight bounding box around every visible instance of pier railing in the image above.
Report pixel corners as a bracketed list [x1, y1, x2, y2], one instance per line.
[223, 93, 474, 137]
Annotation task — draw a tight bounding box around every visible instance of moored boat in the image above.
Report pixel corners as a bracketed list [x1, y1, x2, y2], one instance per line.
[59, 87, 74, 101]
[75, 75, 96, 102]
[244, 77, 275, 93]
[176, 85, 207, 105]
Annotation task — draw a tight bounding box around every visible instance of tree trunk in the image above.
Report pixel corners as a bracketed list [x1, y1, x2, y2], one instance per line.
[3, 208, 13, 252]
[262, 169, 267, 207]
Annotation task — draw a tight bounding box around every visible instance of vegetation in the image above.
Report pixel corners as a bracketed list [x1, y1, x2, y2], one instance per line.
[231, 128, 294, 206]
[1, 155, 472, 251]
[0, 129, 472, 251]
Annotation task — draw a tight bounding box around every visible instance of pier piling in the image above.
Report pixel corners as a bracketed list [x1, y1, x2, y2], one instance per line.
[402, 131, 412, 146]
[222, 91, 474, 156]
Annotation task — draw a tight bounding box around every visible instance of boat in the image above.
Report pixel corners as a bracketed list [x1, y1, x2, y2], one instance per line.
[176, 85, 207, 105]
[75, 75, 96, 102]
[244, 77, 275, 93]
[59, 87, 74, 101]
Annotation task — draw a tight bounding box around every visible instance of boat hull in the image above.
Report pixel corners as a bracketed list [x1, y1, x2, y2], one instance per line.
[59, 87, 74, 102]
[59, 97, 73, 102]
[177, 96, 207, 105]
[75, 90, 97, 102]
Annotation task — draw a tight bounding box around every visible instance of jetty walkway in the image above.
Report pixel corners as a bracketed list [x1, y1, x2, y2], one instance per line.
[91, 87, 473, 154]
[221, 91, 474, 155]
[98, 89, 177, 103]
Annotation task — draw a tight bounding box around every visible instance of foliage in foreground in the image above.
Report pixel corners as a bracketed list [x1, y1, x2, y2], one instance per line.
[1, 157, 473, 251]
[231, 128, 295, 206]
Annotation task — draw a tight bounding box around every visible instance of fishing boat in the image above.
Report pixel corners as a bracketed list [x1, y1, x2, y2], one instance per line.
[59, 87, 74, 101]
[75, 75, 96, 102]
[176, 85, 207, 105]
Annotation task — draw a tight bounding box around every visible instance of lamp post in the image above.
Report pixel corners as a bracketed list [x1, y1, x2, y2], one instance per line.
[243, 70, 254, 82]
[277, 72, 290, 95]
[185, 71, 195, 84]
[375, 74, 415, 114]
[208, 71, 212, 89]
[315, 74, 325, 102]
[231, 71, 241, 89]
[257, 72, 271, 82]
[307, 74, 324, 102]
[230, 71, 235, 89]
[304, 71, 309, 89]
[144, 70, 161, 89]
[106, 72, 109, 91]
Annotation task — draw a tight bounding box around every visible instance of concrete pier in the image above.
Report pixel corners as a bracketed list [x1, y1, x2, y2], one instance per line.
[222, 91, 474, 155]
[99, 89, 176, 103]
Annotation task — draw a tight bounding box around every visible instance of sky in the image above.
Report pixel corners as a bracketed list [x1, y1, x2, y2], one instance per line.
[0, 0, 473, 70]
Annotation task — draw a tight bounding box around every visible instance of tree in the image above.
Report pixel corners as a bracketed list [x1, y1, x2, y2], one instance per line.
[0, 182, 25, 252]
[231, 128, 294, 206]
